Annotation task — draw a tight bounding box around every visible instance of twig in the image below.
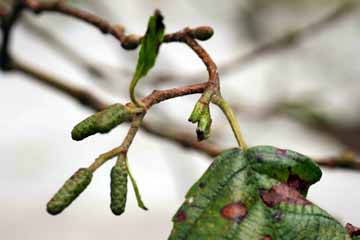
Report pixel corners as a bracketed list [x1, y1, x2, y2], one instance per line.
[22, 0, 211, 50]
[2, 1, 359, 172]
[150, 1, 359, 85]
[18, 0, 356, 89]
[10, 58, 360, 171]
[88, 114, 144, 172]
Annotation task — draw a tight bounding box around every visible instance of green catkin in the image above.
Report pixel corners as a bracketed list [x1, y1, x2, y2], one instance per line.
[110, 160, 128, 215]
[47, 168, 92, 215]
[71, 103, 131, 141]
[71, 112, 100, 141]
[96, 103, 131, 133]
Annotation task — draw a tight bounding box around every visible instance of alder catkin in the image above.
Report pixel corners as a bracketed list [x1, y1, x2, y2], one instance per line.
[96, 103, 131, 133]
[110, 161, 128, 215]
[71, 113, 99, 141]
[71, 103, 131, 141]
[47, 168, 92, 215]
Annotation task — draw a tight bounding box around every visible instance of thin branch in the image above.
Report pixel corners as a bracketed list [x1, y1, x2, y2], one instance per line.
[141, 82, 207, 108]
[88, 114, 144, 172]
[2, 1, 359, 172]
[22, 0, 211, 50]
[20, 0, 356, 89]
[10, 58, 360, 171]
[150, 1, 359, 85]
[181, 31, 219, 89]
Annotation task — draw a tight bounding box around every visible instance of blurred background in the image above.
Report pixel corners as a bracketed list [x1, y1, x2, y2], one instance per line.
[0, 0, 359, 239]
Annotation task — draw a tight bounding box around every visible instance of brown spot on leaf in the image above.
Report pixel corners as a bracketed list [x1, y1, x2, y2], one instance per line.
[174, 210, 187, 222]
[199, 182, 206, 189]
[287, 175, 309, 194]
[260, 183, 310, 207]
[262, 235, 272, 240]
[346, 223, 360, 237]
[220, 202, 247, 223]
[276, 148, 287, 156]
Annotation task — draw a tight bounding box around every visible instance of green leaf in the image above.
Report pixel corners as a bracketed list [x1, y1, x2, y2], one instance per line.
[129, 10, 165, 106]
[169, 146, 353, 240]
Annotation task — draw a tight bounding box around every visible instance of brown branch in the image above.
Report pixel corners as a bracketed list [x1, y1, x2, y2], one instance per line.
[88, 114, 145, 172]
[3, 2, 359, 172]
[22, 0, 212, 50]
[181, 31, 219, 89]
[141, 82, 207, 108]
[10, 58, 360, 171]
[149, 1, 358, 85]
[10, 57, 221, 156]
[2, 2, 222, 166]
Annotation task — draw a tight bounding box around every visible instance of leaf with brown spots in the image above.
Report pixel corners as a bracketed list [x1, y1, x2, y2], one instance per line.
[168, 146, 354, 240]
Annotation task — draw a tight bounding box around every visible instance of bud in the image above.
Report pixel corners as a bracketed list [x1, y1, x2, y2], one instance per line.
[47, 168, 93, 215]
[196, 107, 212, 141]
[188, 101, 206, 123]
[96, 104, 131, 133]
[121, 34, 141, 50]
[191, 26, 214, 41]
[110, 161, 128, 215]
[189, 101, 212, 141]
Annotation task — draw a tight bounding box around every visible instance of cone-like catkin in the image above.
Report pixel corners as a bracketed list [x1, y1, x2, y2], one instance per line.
[71, 104, 131, 141]
[96, 104, 131, 133]
[71, 113, 100, 141]
[110, 161, 128, 215]
[47, 168, 92, 215]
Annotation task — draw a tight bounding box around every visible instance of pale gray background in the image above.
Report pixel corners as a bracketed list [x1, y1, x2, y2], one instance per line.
[0, 0, 359, 239]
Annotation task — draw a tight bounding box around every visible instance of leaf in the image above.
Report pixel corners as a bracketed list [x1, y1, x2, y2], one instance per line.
[129, 10, 165, 106]
[169, 146, 353, 240]
[126, 157, 148, 210]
